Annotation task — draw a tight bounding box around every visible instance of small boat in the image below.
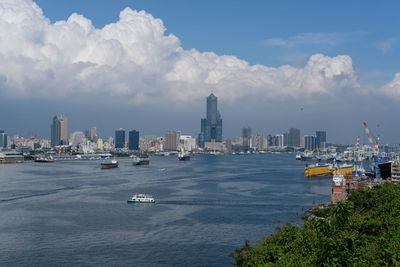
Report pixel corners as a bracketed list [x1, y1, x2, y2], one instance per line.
[127, 194, 155, 203]
[132, 156, 150, 165]
[101, 160, 118, 169]
[178, 153, 191, 161]
[178, 148, 191, 161]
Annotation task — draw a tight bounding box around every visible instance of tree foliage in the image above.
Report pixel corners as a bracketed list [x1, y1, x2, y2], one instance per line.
[233, 183, 400, 266]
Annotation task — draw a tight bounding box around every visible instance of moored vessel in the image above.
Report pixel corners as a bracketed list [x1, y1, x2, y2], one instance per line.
[305, 163, 332, 177]
[331, 164, 356, 176]
[34, 157, 55, 163]
[127, 194, 155, 203]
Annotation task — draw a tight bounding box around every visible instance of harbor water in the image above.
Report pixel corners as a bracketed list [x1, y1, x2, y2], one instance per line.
[0, 154, 331, 266]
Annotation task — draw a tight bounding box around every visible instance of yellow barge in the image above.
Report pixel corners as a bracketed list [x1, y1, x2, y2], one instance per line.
[305, 164, 332, 177]
[305, 164, 356, 177]
[331, 165, 356, 176]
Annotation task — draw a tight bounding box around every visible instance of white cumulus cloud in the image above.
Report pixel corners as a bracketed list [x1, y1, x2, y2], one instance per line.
[0, 0, 360, 105]
[380, 73, 400, 99]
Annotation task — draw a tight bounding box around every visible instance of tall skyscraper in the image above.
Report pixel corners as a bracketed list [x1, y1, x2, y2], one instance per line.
[304, 135, 316, 151]
[198, 93, 223, 147]
[242, 127, 252, 149]
[164, 131, 179, 151]
[115, 128, 125, 149]
[288, 128, 300, 147]
[128, 130, 139, 151]
[316, 131, 327, 149]
[51, 115, 68, 147]
[0, 129, 7, 149]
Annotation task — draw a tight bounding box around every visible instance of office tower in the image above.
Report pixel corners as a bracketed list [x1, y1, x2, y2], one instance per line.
[0, 131, 7, 148]
[51, 115, 68, 147]
[198, 93, 223, 147]
[242, 127, 252, 149]
[275, 134, 284, 147]
[165, 131, 179, 151]
[283, 132, 289, 146]
[128, 130, 140, 151]
[115, 128, 125, 149]
[90, 127, 97, 141]
[316, 131, 327, 149]
[304, 135, 317, 151]
[288, 128, 300, 147]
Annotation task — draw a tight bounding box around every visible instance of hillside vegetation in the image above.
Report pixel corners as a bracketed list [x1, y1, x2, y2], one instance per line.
[233, 183, 400, 266]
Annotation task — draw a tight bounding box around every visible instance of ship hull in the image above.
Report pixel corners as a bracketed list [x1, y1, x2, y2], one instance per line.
[331, 166, 355, 175]
[101, 164, 118, 169]
[178, 156, 191, 161]
[305, 165, 331, 177]
[133, 160, 150, 165]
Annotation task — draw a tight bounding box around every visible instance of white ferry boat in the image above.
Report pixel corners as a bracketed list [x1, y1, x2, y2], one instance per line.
[127, 194, 155, 203]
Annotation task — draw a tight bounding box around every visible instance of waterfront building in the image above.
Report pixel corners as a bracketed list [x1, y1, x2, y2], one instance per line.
[97, 137, 104, 150]
[128, 130, 140, 151]
[51, 115, 68, 147]
[115, 128, 125, 149]
[316, 131, 327, 150]
[179, 135, 197, 152]
[164, 131, 180, 151]
[304, 135, 317, 151]
[242, 127, 252, 150]
[251, 135, 268, 151]
[204, 141, 226, 151]
[198, 93, 223, 147]
[70, 131, 86, 148]
[139, 136, 158, 152]
[288, 128, 300, 147]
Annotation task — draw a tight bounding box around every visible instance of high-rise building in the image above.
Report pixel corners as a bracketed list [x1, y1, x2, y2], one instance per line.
[288, 128, 300, 147]
[0, 130, 7, 148]
[275, 134, 285, 147]
[316, 131, 327, 149]
[51, 115, 68, 147]
[115, 128, 125, 149]
[242, 127, 252, 149]
[164, 131, 180, 151]
[90, 127, 97, 141]
[304, 135, 317, 151]
[128, 130, 139, 151]
[198, 93, 223, 147]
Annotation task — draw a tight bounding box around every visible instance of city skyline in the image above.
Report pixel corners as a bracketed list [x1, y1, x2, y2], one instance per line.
[1, 1, 400, 143]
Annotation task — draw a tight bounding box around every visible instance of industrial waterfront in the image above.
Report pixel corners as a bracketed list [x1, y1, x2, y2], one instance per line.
[0, 154, 331, 266]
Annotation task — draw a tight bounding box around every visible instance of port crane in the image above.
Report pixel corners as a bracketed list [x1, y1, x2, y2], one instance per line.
[363, 122, 380, 177]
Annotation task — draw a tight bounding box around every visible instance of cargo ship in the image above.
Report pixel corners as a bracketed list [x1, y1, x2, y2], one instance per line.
[101, 160, 119, 169]
[305, 164, 332, 177]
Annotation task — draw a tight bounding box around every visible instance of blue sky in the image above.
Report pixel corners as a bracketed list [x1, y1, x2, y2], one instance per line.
[1, 0, 400, 143]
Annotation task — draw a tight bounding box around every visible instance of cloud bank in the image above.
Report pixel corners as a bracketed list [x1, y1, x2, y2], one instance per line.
[0, 0, 397, 105]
